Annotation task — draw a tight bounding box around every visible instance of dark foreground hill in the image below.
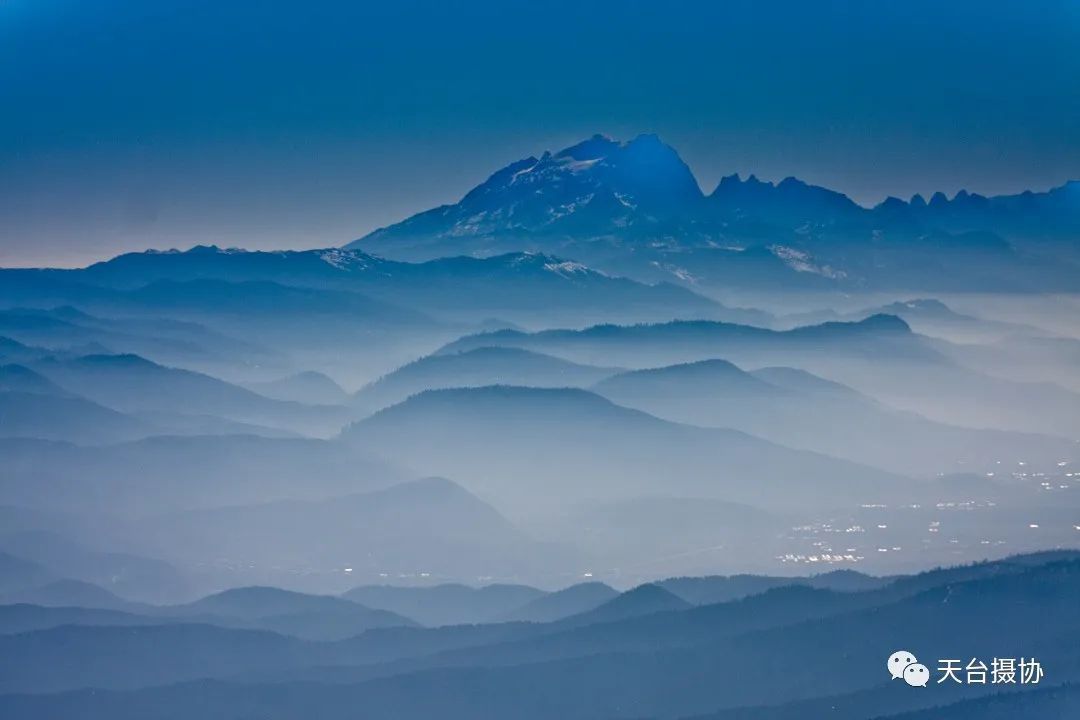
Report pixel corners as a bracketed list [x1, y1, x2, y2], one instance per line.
[0, 553, 1077, 718]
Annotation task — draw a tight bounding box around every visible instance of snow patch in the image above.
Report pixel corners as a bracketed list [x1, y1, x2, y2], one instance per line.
[546, 193, 595, 222]
[562, 157, 601, 173]
[449, 211, 490, 236]
[317, 249, 371, 271]
[510, 163, 539, 183]
[649, 261, 698, 284]
[769, 245, 847, 279]
[543, 260, 592, 277]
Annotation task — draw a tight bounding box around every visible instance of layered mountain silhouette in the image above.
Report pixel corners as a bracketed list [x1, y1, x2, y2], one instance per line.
[0, 271, 451, 384]
[658, 569, 889, 606]
[0, 603, 164, 636]
[0, 552, 52, 595]
[246, 371, 348, 405]
[0, 306, 267, 373]
[592, 359, 1078, 475]
[0, 586, 414, 642]
[343, 583, 546, 627]
[26, 353, 348, 437]
[0, 531, 189, 605]
[0, 336, 42, 363]
[783, 298, 1039, 342]
[353, 347, 621, 414]
[343, 385, 904, 514]
[1, 125, 1078, 720]
[0, 389, 151, 445]
[0, 359, 326, 443]
[0, 364, 69, 396]
[436, 315, 942, 377]
[0, 434, 405, 513]
[497, 582, 619, 623]
[2, 553, 1076, 718]
[436, 316, 1080, 436]
[140, 477, 574, 584]
[0, 578, 141, 612]
[559, 583, 691, 626]
[169, 586, 416, 640]
[2, 245, 732, 326]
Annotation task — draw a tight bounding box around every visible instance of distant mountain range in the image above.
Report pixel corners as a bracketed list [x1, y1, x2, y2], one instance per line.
[498, 582, 619, 624]
[0, 434, 405, 514]
[2, 552, 1077, 719]
[139, 477, 577, 584]
[592, 358, 1078, 476]
[9, 138, 1075, 298]
[353, 346, 622, 415]
[349, 134, 1080, 292]
[0, 130, 1077, 718]
[0, 531, 189, 605]
[0, 245, 736, 327]
[0, 247, 761, 388]
[245, 371, 348, 405]
[24, 353, 348, 436]
[436, 314, 938, 369]
[434, 315, 1080, 436]
[343, 583, 547, 627]
[343, 384, 905, 515]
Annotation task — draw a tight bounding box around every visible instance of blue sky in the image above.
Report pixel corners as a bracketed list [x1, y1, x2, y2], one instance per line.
[1, 0, 1077, 266]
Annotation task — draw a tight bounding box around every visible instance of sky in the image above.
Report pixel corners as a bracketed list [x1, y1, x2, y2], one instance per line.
[1, 0, 1078, 267]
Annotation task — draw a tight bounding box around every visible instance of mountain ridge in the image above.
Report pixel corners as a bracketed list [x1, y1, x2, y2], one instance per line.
[347, 135, 1080, 292]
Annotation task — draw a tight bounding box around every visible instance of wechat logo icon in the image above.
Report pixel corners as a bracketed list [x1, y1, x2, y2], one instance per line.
[888, 650, 929, 687]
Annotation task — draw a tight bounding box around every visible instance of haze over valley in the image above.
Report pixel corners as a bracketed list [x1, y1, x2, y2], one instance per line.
[2, 131, 1078, 719]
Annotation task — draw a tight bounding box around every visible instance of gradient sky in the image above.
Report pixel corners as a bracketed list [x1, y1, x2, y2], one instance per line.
[1, 0, 1078, 267]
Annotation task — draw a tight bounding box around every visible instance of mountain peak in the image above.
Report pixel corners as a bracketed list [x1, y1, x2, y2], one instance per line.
[708, 172, 860, 222]
[856, 313, 912, 333]
[73, 353, 158, 369]
[566, 582, 691, 625]
[378, 475, 471, 501]
[354, 134, 704, 248]
[351, 136, 1080, 292]
[554, 133, 620, 160]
